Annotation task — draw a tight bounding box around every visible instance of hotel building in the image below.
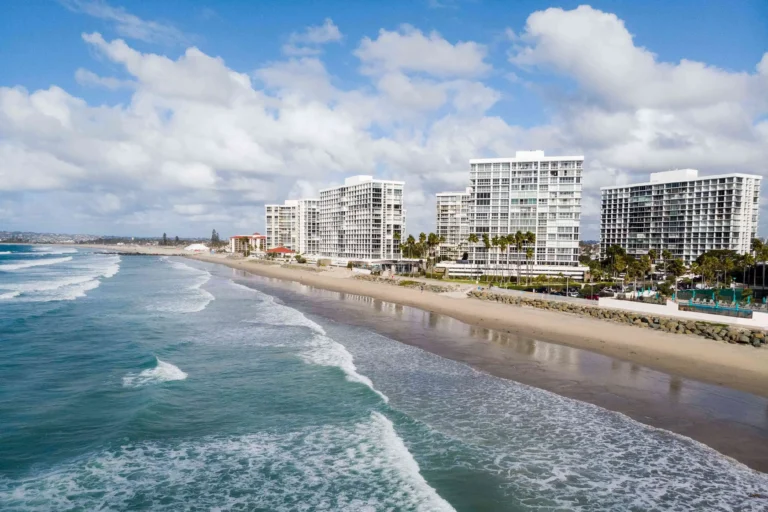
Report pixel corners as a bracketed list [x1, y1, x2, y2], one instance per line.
[435, 188, 471, 259]
[319, 175, 405, 261]
[600, 169, 761, 263]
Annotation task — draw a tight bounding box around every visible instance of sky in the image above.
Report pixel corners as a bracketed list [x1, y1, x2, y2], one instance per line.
[1, 0, 767, 239]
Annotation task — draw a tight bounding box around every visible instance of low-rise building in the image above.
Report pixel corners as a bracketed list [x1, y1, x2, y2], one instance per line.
[229, 233, 267, 254]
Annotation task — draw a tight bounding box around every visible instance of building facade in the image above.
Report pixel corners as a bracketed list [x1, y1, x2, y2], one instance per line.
[319, 175, 405, 261]
[297, 199, 320, 255]
[265, 200, 298, 251]
[435, 189, 471, 259]
[600, 169, 761, 263]
[229, 233, 267, 254]
[467, 151, 584, 269]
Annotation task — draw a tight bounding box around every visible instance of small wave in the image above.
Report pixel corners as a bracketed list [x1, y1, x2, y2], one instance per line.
[0, 256, 73, 271]
[302, 334, 389, 403]
[0, 291, 20, 300]
[153, 259, 214, 313]
[30, 247, 77, 254]
[0, 251, 10, 255]
[122, 357, 187, 388]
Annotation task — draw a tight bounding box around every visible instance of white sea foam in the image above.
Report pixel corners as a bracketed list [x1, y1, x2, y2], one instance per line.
[0, 256, 72, 271]
[333, 330, 768, 511]
[28, 247, 77, 254]
[0, 255, 121, 302]
[0, 413, 454, 511]
[152, 259, 214, 313]
[0, 291, 20, 300]
[0, 251, 10, 255]
[302, 335, 389, 403]
[248, 290, 389, 403]
[122, 358, 188, 388]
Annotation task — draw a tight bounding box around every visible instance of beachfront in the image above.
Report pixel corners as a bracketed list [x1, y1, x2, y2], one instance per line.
[78, 244, 768, 399]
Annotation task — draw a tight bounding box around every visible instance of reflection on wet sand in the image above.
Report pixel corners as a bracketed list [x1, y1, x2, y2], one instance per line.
[226, 268, 768, 472]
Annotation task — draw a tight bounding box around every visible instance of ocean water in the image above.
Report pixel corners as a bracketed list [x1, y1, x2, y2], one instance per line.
[1, 245, 768, 511]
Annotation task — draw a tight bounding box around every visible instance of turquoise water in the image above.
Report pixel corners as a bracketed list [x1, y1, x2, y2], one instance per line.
[1, 245, 768, 511]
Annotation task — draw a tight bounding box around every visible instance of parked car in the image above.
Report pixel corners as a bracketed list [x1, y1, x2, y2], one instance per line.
[567, 291, 580, 298]
[584, 294, 601, 300]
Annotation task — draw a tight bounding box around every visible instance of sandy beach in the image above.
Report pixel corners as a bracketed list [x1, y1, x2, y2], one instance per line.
[79, 245, 768, 399]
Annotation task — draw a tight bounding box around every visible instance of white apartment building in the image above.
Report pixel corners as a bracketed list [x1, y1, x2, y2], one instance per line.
[265, 200, 298, 251]
[466, 151, 584, 271]
[265, 199, 320, 254]
[435, 188, 471, 259]
[297, 199, 320, 255]
[319, 175, 405, 261]
[600, 169, 761, 263]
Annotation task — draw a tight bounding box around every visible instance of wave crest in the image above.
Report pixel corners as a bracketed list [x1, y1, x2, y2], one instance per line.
[122, 358, 187, 388]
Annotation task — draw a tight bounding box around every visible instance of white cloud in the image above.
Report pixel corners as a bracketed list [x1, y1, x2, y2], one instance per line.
[508, 5, 768, 236]
[355, 25, 490, 77]
[3, 7, 768, 240]
[282, 18, 342, 56]
[75, 68, 134, 89]
[61, 0, 187, 45]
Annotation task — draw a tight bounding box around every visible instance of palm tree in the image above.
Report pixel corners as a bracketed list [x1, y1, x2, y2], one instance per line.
[753, 238, 766, 289]
[525, 231, 536, 284]
[525, 247, 534, 285]
[513, 231, 525, 285]
[467, 233, 479, 277]
[497, 236, 509, 285]
[406, 234, 416, 259]
[482, 234, 491, 282]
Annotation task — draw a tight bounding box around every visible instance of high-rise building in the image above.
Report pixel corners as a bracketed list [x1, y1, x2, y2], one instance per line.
[600, 169, 761, 263]
[265, 200, 298, 251]
[435, 188, 471, 259]
[265, 199, 321, 254]
[319, 175, 405, 261]
[297, 198, 320, 255]
[467, 151, 584, 269]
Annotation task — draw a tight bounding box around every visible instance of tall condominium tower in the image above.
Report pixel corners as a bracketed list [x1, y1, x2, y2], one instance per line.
[319, 175, 405, 261]
[468, 151, 584, 268]
[265, 199, 320, 254]
[297, 199, 320, 255]
[265, 200, 298, 251]
[600, 169, 761, 263]
[435, 188, 471, 259]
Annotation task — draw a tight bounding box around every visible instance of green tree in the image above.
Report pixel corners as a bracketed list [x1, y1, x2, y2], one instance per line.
[512, 231, 525, 284]
[162, 233, 167, 246]
[497, 236, 508, 284]
[482, 234, 491, 279]
[174, 235, 180, 245]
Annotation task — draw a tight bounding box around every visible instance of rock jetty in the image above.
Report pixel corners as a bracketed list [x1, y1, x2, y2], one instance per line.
[468, 291, 766, 347]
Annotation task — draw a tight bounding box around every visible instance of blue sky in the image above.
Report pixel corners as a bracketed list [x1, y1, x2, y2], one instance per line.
[1, 0, 767, 238]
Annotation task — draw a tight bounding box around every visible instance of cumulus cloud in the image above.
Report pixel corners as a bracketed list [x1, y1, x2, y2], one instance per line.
[509, 5, 768, 236]
[3, 5, 767, 239]
[356, 25, 490, 77]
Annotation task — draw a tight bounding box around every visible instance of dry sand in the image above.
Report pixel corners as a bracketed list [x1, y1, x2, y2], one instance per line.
[80, 245, 768, 399]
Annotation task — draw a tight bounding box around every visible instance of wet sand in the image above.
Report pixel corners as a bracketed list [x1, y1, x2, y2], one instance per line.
[215, 266, 768, 474]
[178, 253, 768, 400]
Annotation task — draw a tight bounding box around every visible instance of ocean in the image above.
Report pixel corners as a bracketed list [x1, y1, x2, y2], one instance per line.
[1, 244, 767, 511]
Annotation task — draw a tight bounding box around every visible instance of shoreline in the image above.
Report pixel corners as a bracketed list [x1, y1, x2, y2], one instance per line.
[188, 253, 768, 400]
[71, 245, 768, 398]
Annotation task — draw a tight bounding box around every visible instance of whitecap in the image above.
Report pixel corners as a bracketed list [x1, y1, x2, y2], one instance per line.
[0, 291, 20, 300]
[0, 256, 72, 271]
[302, 334, 389, 403]
[0, 413, 454, 511]
[0, 251, 10, 255]
[122, 357, 188, 388]
[152, 259, 214, 313]
[1, 255, 121, 302]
